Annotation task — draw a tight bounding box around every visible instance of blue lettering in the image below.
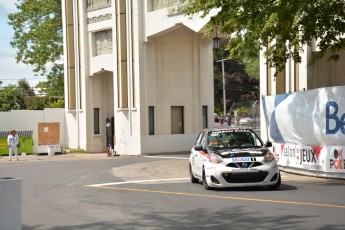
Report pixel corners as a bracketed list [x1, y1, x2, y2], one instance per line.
[326, 101, 345, 135]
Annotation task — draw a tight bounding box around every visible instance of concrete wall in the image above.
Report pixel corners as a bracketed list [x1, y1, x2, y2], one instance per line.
[0, 109, 66, 153]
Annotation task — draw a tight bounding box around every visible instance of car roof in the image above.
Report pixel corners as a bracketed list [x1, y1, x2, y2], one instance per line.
[204, 126, 255, 132]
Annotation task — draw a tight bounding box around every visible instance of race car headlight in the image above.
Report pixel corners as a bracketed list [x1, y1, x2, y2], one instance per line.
[264, 151, 274, 162]
[209, 153, 224, 164]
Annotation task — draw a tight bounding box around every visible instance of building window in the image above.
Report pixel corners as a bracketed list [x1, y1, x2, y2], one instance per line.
[202, 106, 208, 129]
[94, 108, 100, 134]
[171, 106, 184, 134]
[149, 106, 155, 135]
[276, 70, 286, 94]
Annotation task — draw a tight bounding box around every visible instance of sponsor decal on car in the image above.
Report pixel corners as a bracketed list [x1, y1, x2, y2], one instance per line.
[210, 129, 251, 136]
[230, 157, 251, 162]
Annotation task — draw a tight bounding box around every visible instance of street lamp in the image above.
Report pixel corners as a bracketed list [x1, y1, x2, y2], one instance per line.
[213, 36, 221, 51]
[216, 59, 228, 116]
[212, 28, 221, 51]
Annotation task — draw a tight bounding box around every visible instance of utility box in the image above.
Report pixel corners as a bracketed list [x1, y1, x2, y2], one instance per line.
[0, 131, 33, 155]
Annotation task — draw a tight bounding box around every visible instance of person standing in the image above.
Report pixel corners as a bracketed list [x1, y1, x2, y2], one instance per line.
[226, 113, 231, 126]
[7, 130, 19, 161]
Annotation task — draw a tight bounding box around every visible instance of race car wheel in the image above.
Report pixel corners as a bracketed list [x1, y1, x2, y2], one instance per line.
[189, 164, 199, 183]
[268, 172, 281, 190]
[202, 168, 211, 190]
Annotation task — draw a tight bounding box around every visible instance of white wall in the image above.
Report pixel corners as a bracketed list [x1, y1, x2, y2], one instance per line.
[0, 109, 66, 153]
[141, 134, 198, 154]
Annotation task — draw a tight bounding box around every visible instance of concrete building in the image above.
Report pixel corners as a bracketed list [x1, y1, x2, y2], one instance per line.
[61, 0, 215, 155]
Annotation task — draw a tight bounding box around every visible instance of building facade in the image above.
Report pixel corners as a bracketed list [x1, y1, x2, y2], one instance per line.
[61, 0, 214, 154]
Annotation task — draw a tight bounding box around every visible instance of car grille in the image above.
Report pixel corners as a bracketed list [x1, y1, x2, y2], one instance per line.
[226, 162, 263, 168]
[222, 171, 269, 183]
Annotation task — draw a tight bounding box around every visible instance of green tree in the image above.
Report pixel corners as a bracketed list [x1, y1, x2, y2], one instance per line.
[0, 84, 22, 111]
[213, 41, 259, 115]
[18, 79, 35, 97]
[35, 64, 64, 97]
[185, 0, 345, 73]
[24, 96, 64, 110]
[214, 58, 259, 115]
[0, 79, 35, 111]
[242, 57, 259, 79]
[0, 79, 62, 111]
[8, 0, 64, 100]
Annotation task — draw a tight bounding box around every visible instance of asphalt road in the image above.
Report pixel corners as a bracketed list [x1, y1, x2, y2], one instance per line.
[0, 153, 345, 230]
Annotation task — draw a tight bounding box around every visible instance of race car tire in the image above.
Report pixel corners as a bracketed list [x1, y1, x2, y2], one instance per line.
[202, 168, 212, 190]
[189, 164, 199, 183]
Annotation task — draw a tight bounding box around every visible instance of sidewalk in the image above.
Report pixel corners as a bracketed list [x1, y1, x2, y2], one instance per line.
[0, 152, 117, 162]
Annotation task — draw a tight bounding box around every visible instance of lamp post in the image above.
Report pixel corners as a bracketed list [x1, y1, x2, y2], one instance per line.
[216, 59, 228, 116]
[212, 29, 228, 116]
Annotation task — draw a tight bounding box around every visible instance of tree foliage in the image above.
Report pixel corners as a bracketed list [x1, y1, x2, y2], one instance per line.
[0, 84, 23, 111]
[35, 64, 64, 97]
[214, 57, 259, 115]
[0, 79, 63, 111]
[185, 0, 345, 73]
[8, 0, 64, 98]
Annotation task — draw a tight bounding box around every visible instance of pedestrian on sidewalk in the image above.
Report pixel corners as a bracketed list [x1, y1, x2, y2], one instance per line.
[7, 130, 19, 161]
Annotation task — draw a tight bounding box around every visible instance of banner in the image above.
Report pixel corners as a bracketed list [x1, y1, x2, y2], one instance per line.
[262, 86, 345, 145]
[273, 143, 345, 173]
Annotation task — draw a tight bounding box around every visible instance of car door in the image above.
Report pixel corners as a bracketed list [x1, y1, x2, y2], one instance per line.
[192, 131, 207, 177]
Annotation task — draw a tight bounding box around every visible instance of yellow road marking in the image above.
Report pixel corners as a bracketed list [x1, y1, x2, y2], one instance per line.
[89, 186, 345, 209]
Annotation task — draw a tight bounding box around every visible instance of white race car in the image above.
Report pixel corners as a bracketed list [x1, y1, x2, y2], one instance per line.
[189, 127, 280, 190]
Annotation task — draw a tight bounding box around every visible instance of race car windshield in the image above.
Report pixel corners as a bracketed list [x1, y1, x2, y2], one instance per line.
[207, 129, 263, 149]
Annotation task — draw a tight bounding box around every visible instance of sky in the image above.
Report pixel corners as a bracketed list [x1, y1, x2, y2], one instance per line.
[0, 0, 45, 87]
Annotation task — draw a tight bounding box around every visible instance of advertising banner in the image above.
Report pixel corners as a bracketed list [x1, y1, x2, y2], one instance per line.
[263, 86, 345, 176]
[273, 143, 345, 173]
[262, 86, 345, 146]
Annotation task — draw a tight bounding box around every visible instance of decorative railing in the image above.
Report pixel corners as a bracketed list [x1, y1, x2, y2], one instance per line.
[87, 13, 112, 24]
[87, 0, 112, 12]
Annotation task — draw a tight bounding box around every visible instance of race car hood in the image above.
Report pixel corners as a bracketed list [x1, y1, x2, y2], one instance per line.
[211, 147, 269, 158]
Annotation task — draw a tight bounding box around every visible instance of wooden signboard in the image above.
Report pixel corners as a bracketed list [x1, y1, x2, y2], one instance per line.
[38, 122, 60, 145]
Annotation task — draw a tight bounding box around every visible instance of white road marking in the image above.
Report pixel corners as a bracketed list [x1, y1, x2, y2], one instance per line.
[87, 178, 190, 187]
[144, 156, 189, 160]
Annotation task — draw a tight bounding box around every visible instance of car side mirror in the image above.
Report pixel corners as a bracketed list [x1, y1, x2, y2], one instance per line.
[194, 144, 204, 151]
[265, 141, 272, 147]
